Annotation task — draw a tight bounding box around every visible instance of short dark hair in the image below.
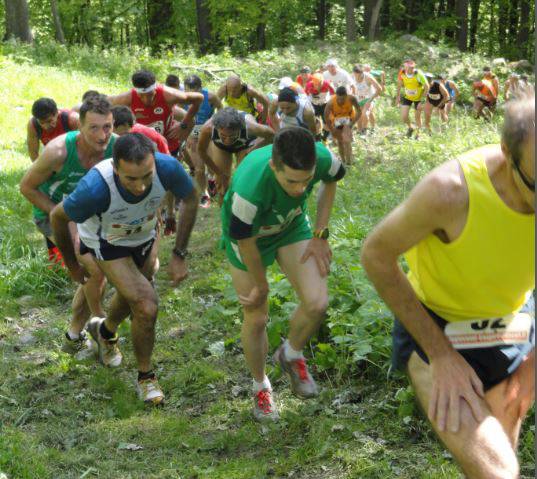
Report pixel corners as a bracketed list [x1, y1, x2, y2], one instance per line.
[336, 86, 348, 96]
[111, 105, 135, 129]
[113, 132, 155, 167]
[272, 127, 316, 171]
[82, 90, 100, 101]
[352, 64, 363, 74]
[165, 74, 180, 89]
[132, 70, 156, 88]
[32, 98, 57, 120]
[483, 66, 491, 72]
[184, 74, 202, 90]
[212, 107, 244, 131]
[502, 86, 535, 166]
[79, 94, 112, 123]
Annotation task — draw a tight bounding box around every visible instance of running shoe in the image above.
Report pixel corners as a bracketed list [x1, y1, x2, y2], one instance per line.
[406, 127, 414, 138]
[207, 179, 217, 198]
[136, 376, 165, 405]
[253, 388, 279, 422]
[61, 331, 96, 360]
[86, 317, 122, 368]
[164, 216, 176, 236]
[200, 194, 211, 209]
[273, 345, 319, 399]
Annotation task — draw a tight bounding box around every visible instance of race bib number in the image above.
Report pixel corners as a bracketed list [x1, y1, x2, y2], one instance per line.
[148, 121, 165, 135]
[405, 88, 417, 97]
[334, 117, 351, 127]
[257, 207, 303, 237]
[444, 312, 533, 349]
[108, 215, 157, 242]
[428, 93, 441, 100]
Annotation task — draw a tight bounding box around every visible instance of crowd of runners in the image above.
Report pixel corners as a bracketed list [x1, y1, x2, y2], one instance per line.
[18, 56, 534, 478]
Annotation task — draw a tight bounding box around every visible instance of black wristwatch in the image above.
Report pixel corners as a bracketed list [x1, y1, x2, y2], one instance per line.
[313, 228, 329, 240]
[179, 122, 188, 130]
[172, 247, 188, 259]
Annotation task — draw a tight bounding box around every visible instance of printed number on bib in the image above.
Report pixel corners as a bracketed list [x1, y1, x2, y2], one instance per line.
[444, 312, 532, 349]
[334, 117, 351, 127]
[108, 215, 157, 242]
[429, 93, 441, 100]
[148, 121, 165, 135]
[405, 88, 417, 96]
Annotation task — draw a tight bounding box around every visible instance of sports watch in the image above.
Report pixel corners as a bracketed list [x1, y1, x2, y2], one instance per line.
[313, 228, 329, 240]
[179, 122, 188, 130]
[172, 247, 188, 259]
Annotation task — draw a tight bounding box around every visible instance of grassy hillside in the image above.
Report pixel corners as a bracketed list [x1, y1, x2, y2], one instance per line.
[0, 40, 534, 478]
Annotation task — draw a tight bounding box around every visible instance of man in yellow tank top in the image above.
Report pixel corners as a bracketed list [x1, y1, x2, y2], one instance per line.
[217, 75, 269, 124]
[361, 88, 534, 478]
[396, 59, 429, 138]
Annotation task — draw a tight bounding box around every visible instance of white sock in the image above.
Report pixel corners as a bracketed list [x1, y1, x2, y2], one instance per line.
[253, 375, 271, 392]
[283, 339, 304, 360]
[67, 329, 80, 340]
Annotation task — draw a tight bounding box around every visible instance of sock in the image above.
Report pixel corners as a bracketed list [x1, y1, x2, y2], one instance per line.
[138, 370, 155, 381]
[99, 321, 116, 340]
[283, 339, 304, 360]
[66, 330, 79, 341]
[253, 375, 271, 392]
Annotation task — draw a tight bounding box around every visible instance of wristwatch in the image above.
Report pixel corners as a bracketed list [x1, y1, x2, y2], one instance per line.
[179, 122, 188, 130]
[172, 247, 188, 259]
[313, 228, 329, 240]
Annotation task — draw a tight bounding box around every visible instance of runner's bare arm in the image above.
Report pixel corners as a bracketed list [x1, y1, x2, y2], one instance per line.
[216, 83, 227, 101]
[209, 92, 223, 110]
[247, 120, 275, 146]
[247, 86, 269, 121]
[107, 91, 132, 106]
[350, 97, 361, 126]
[173, 105, 187, 122]
[396, 78, 403, 104]
[268, 100, 281, 132]
[361, 161, 485, 431]
[368, 75, 382, 99]
[439, 83, 450, 107]
[68, 111, 80, 130]
[303, 107, 317, 134]
[26, 119, 40, 162]
[323, 101, 334, 130]
[197, 122, 223, 176]
[451, 81, 460, 99]
[164, 88, 203, 125]
[20, 136, 67, 213]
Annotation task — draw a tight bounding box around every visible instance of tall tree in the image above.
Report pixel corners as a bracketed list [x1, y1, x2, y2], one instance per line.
[455, 0, 468, 50]
[50, 0, 65, 43]
[316, 0, 328, 40]
[516, 0, 530, 57]
[195, 0, 213, 54]
[497, 0, 508, 52]
[508, 0, 519, 40]
[147, 0, 173, 50]
[468, 0, 481, 51]
[345, 0, 356, 41]
[364, 0, 383, 40]
[4, 0, 32, 42]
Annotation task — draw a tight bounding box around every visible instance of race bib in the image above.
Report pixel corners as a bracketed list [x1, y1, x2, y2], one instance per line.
[428, 93, 441, 100]
[148, 120, 165, 135]
[405, 88, 417, 96]
[444, 312, 533, 349]
[334, 117, 351, 127]
[108, 215, 157, 242]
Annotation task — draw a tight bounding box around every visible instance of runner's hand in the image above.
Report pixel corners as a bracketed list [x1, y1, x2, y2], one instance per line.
[238, 283, 269, 309]
[167, 121, 181, 140]
[429, 350, 485, 433]
[69, 263, 89, 285]
[169, 255, 188, 286]
[300, 238, 332, 277]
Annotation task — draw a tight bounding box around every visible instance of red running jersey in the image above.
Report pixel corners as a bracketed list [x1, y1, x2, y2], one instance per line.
[131, 123, 170, 155]
[130, 84, 179, 152]
[32, 109, 72, 146]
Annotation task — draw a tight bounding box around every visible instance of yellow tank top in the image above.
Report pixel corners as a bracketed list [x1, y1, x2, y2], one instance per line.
[405, 152, 535, 322]
[401, 71, 424, 101]
[330, 96, 355, 119]
[224, 88, 256, 114]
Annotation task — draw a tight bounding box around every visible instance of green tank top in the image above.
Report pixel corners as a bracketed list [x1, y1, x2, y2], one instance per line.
[33, 131, 116, 219]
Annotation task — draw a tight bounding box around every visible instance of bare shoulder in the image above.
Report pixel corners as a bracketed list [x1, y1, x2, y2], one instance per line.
[41, 134, 69, 168]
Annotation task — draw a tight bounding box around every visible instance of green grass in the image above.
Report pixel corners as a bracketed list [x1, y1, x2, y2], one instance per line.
[0, 40, 534, 478]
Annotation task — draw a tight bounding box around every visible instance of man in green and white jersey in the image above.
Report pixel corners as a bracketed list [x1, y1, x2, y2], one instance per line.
[221, 127, 345, 421]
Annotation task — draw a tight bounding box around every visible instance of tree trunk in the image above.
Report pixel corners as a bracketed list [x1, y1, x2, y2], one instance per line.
[455, 0, 468, 50]
[445, 0, 456, 39]
[147, 0, 173, 50]
[364, 0, 383, 40]
[195, 0, 213, 54]
[255, 23, 266, 50]
[4, 0, 32, 42]
[316, 0, 328, 40]
[50, 0, 65, 43]
[516, 0, 530, 53]
[497, 0, 508, 51]
[508, 0, 519, 38]
[468, 0, 480, 50]
[345, 0, 356, 41]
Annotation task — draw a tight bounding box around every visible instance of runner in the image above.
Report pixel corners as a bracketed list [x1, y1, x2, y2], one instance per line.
[268, 87, 316, 134]
[182, 74, 222, 208]
[305, 73, 334, 142]
[396, 59, 429, 138]
[20, 95, 115, 357]
[221, 127, 345, 421]
[504, 73, 528, 101]
[107, 69, 203, 157]
[217, 75, 269, 124]
[72, 90, 101, 113]
[197, 107, 274, 200]
[351, 64, 382, 134]
[165, 74, 181, 90]
[323, 86, 360, 165]
[50, 133, 199, 404]
[27, 98, 79, 162]
[295, 66, 312, 88]
[363, 64, 386, 92]
[277, 77, 305, 96]
[472, 67, 499, 120]
[361, 88, 534, 478]
[111, 105, 170, 154]
[424, 75, 450, 133]
[323, 58, 353, 90]
[439, 74, 459, 115]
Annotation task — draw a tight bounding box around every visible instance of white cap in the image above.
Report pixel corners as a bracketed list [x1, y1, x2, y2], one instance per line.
[278, 77, 293, 90]
[325, 58, 338, 67]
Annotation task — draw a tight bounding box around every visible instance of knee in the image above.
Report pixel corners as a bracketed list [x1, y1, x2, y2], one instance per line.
[243, 312, 268, 333]
[131, 295, 158, 323]
[303, 296, 328, 320]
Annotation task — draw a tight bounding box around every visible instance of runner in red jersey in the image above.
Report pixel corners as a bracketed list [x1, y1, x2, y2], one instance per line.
[27, 98, 79, 162]
[111, 106, 170, 154]
[108, 70, 203, 157]
[305, 74, 334, 141]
